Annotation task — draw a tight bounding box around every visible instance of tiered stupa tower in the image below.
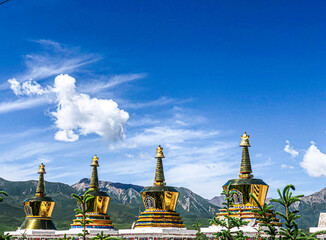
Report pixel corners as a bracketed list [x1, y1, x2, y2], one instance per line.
[215, 132, 281, 225]
[20, 163, 57, 230]
[71, 155, 115, 230]
[134, 145, 185, 228]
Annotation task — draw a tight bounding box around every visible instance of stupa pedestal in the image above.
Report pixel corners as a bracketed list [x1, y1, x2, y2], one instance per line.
[5, 229, 57, 240]
[310, 213, 326, 238]
[5, 229, 118, 240]
[201, 225, 270, 239]
[118, 227, 196, 240]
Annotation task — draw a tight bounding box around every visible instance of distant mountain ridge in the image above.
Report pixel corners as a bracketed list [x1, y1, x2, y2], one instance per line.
[209, 196, 225, 207]
[72, 178, 219, 215]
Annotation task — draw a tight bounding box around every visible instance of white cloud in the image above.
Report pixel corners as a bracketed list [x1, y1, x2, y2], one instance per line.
[2, 40, 99, 89]
[281, 164, 294, 169]
[253, 157, 274, 169]
[124, 96, 176, 109]
[0, 97, 49, 114]
[51, 74, 129, 142]
[82, 73, 147, 93]
[8, 78, 48, 96]
[301, 143, 326, 177]
[54, 130, 79, 142]
[7, 73, 130, 142]
[284, 140, 299, 158]
[109, 126, 219, 150]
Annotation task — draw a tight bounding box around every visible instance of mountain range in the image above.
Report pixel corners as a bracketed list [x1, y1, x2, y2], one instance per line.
[0, 177, 219, 235]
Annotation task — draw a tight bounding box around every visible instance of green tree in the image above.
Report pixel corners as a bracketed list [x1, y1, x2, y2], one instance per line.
[192, 220, 208, 240]
[0, 191, 8, 202]
[0, 233, 14, 240]
[90, 231, 121, 240]
[249, 193, 278, 240]
[193, 220, 202, 238]
[209, 183, 247, 240]
[270, 184, 304, 240]
[58, 234, 72, 240]
[72, 189, 95, 240]
[270, 184, 326, 240]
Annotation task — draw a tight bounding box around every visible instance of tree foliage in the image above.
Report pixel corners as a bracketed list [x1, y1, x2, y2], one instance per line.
[249, 193, 278, 239]
[0, 233, 14, 240]
[58, 234, 72, 240]
[0, 191, 8, 202]
[90, 231, 121, 240]
[270, 184, 326, 240]
[210, 183, 247, 240]
[72, 189, 95, 240]
[193, 220, 208, 240]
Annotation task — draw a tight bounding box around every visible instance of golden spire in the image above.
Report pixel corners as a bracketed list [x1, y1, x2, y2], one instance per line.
[154, 145, 166, 186]
[239, 132, 253, 179]
[36, 163, 46, 197]
[90, 155, 99, 190]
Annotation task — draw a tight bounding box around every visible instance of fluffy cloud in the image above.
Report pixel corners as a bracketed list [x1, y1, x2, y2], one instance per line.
[301, 142, 326, 177]
[8, 78, 48, 96]
[51, 74, 129, 142]
[8, 74, 129, 142]
[284, 140, 299, 158]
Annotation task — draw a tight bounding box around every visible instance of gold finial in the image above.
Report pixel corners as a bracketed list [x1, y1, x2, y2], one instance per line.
[91, 154, 99, 167]
[155, 145, 165, 158]
[240, 132, 251, 147]
[38, 163, 46, 174]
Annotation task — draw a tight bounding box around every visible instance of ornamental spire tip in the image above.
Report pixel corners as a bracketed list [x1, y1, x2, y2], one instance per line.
[38, 163, 46, 174]
[91, 154, 99, 167]
[155, 145, 165, 158]
[240, 132, 251, 147]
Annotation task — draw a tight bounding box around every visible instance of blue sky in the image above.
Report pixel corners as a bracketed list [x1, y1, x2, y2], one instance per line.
[0, 0, 326, 199]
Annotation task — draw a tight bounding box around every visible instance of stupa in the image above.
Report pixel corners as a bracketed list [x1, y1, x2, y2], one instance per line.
[71, 155, 115, 230]
[119, 145, 196, 239]
[134, 145, 184, 228]
[20, 163, 57, 230]
[5, 163, 58, 239]
[201, 132, 281, 238]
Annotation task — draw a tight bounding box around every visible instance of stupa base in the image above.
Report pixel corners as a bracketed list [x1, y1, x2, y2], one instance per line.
[119, 227, 196, 240]
[135, 210, 185, 228]
[71, 213, 115, 230]
[310, 213, 326, 239]
[5, 228, 118, 239]
[201, 225, 281, 240]
[19, 218, 57, 230]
